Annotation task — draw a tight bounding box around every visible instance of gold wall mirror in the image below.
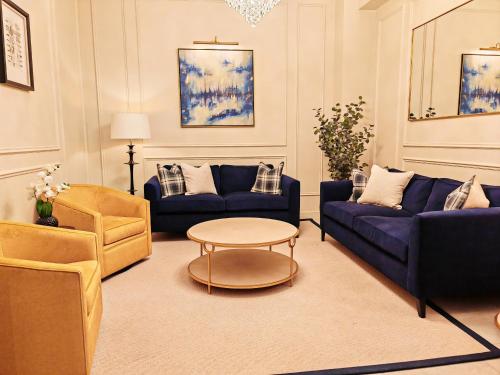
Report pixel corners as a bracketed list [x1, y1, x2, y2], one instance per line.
[408, 0, 500, 121]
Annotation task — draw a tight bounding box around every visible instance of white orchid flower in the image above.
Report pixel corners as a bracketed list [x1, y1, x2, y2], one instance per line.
[45, 190, 56, 198]
[37, 171, 47, 178]
[44, 175, 54, 184]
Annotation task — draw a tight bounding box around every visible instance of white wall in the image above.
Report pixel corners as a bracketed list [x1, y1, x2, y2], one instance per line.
[0, 0, 88, 222]
[373, 0, 500, 184]
[78, 0, 380, 217]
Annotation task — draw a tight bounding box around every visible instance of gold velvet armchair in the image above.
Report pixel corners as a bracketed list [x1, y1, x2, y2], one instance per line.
[0, 222, 102, 375]
[53, 184, 152, 278]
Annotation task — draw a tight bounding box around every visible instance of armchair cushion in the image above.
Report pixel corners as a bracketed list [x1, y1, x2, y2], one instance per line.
[323, 201, 412, 229]
[102, 216, 146, 245]
[156, 194, 225, 214]
[69, 260, 100, 315]
[353, 216, 412, 262]
[224, 191, 288, 211]
[424, 178, 462, 212]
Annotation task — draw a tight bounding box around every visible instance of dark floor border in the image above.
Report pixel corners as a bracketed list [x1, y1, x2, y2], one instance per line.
[291, 218, 500, 374]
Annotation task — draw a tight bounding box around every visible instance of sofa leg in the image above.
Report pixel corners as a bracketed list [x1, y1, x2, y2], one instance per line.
[417, 298, 426, 318]
[321, 230, 325, 241]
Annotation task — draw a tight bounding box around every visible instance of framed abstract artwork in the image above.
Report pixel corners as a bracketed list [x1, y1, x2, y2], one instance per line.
[458, 54, 499, 115]
[0, 0, 34, 91]
[178, 48, 254, 127]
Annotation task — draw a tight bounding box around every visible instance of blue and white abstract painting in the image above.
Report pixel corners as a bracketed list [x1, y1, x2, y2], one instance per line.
[459, 54, 500, 115]
[178, 49, 254, 126]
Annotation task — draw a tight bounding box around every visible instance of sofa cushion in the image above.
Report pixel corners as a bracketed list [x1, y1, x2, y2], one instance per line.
[69, 260, 100, 315]
[162, 165, 221, 194]
[323, 201, 412, 229]
[483, 185, 500, 207]
[220, 165, 260, 194]
[353, 216, 413, 263]
[401, 174, 435, 214]
[156, 194, 225, 214]
[102, 216, 146, 245]
[424, 178, 462, 212]
[224, 191, 288, 211]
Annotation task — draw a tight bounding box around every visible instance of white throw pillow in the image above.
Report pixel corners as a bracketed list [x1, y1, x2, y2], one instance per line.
[179, 163, 217, 195]
[462, 176, 490, 209]
[357, 165, 414, 209]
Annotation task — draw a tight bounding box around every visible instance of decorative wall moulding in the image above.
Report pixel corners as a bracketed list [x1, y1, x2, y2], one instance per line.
[0, 162, 63, 179]
[144, 155, 287, 161]
[143, 143, 287, 148]
[402, 143, 500, 150]
[0, 144, 61, 155]
[403, 157, 500, 171]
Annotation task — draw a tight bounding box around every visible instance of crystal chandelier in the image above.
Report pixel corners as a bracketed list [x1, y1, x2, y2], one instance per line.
[225, 0, 281, 27]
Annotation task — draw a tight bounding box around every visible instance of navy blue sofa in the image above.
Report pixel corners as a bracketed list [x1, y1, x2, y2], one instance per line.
[145, 165, 300, 233]
[320, 172, 500, 318]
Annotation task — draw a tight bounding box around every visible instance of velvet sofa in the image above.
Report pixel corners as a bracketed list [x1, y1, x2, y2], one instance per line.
[320, 172, 500, 318]
[145, 164, 300, 233]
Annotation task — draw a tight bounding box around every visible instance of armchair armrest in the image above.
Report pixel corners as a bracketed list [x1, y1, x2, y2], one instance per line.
[53, 196, 102, 234]
[281, 175, 300, 227]
[98, 186, 150, 220]
[407, 207, 500, 298]
[0, 221, 98, 264]
[0, 258, 91, 374]
[144, 176, 162, 202]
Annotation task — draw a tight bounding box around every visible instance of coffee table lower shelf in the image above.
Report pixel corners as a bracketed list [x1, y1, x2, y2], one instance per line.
[188, 249, 299, 290]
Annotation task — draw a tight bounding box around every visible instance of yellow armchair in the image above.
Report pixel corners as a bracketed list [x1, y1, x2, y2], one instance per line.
[53, 184, 152, 278]
[0, 222, 102, 375]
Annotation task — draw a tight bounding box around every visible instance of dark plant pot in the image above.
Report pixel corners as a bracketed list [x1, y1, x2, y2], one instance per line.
[36, 216, 59, 227]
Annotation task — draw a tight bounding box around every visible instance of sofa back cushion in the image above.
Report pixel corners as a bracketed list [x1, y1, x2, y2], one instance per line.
[220, 165, 260, 194]
[424, 178, 462, 212]
[401, 174, 435, 214]
[387, 169, 435, 214]
[163, 165, 221, 194]
[483, 185, 500, 207]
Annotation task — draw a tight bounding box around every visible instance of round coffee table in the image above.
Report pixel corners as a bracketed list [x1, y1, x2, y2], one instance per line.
[187, 217, 299, 294]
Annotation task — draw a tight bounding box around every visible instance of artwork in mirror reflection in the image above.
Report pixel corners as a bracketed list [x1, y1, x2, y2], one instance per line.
[459, 54, 500, 115]
[178, 49, 254, 127]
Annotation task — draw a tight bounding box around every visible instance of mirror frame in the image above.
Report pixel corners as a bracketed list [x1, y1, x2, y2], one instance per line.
[408, 0, 500, 122]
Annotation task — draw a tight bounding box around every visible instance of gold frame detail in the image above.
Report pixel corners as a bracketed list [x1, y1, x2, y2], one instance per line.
[407, 0, 500, 122]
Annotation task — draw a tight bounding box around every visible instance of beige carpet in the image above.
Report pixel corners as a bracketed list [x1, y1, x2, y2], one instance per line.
[92, 221, 489, 374]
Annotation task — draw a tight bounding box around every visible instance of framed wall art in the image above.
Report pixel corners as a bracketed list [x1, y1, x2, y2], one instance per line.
[0, 0, 34, 91]
[178, 48, 254, 127]
[458, 54, 499, 115]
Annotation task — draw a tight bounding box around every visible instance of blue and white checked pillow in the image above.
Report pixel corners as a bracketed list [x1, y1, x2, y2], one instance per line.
[444, 176, 475, 211]
[157, 164, 186, 198]
[349, 169, 368, 202]
[251, 162, 284, 195]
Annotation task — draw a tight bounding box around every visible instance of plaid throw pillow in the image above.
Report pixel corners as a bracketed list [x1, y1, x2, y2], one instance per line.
[444, 176, 475, 211]
[251, 162, 284, 195]
[349, 169, 368, 202]
[157, 164, 186, 198]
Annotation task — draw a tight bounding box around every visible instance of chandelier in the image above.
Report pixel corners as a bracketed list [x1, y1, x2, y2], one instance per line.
[225, 0, 281, 27]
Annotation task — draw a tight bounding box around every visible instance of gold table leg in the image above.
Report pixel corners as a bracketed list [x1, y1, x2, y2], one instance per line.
[205, 243, 215, 294]
[288, 237, 296, 287]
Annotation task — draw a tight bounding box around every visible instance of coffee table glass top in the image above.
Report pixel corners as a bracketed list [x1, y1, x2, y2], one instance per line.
[187, 217, 298, 247]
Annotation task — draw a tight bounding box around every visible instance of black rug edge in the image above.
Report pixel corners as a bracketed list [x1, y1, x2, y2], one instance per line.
[292, 217, 500, 374]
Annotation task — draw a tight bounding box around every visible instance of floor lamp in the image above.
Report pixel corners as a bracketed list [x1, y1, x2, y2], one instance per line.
[111, 113, 151, 195]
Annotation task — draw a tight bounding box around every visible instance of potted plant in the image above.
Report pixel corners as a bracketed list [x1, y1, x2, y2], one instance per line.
[29, 164, 70, 227]
[313, 96, 374, 180]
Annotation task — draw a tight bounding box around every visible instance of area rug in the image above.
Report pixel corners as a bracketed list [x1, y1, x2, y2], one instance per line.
[91, 221, 495, 374]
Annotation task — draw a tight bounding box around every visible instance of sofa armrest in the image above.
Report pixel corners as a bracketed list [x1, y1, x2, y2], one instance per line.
[145, 176, 162, 202]
[281, 175, 300, 227]
[407, 207, 500, 297]
[320, 180, 353, 206]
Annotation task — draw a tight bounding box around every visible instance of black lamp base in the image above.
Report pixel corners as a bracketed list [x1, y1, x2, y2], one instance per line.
[125, 143, 139, 195]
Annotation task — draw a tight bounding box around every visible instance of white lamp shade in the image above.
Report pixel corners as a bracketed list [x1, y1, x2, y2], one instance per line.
[111, 113, 151, 140]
